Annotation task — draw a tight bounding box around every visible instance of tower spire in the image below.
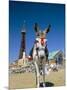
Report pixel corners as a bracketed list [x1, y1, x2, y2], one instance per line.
[21, 20, 26, 32]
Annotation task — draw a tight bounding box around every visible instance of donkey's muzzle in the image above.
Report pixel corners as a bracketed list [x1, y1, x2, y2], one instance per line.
[40, 56, 44, 60]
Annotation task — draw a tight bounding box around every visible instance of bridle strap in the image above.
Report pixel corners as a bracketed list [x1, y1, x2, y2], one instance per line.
[41, 38, 44, 45]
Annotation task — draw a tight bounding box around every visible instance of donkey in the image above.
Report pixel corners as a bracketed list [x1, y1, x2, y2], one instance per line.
[32, 23, 51, 87]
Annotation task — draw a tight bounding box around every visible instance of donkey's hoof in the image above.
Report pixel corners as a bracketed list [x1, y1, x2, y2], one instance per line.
[39, 83, 45, 87]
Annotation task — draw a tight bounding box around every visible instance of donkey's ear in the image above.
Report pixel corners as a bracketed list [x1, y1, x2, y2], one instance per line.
[34, 23, 40, 33]
[43, 24, 51, 34]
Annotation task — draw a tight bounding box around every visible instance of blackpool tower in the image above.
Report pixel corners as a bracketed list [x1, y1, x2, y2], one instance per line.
[19, 21, 26, 65]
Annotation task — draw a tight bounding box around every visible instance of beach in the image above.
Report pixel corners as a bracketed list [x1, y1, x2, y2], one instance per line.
[9, 68, 65, 89]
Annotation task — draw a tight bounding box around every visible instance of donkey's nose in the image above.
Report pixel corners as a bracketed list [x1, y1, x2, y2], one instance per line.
[40, 56, 44, 59]
[41, 38, 44, 45]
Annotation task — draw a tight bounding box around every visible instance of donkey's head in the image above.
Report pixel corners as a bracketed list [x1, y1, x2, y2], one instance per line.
[33, 23, 51, 58]
[34, 23, 51, 38]
[34, 23, 51, 45]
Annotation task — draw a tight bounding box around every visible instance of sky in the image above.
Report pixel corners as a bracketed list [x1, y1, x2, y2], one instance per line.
[9, 1, 65, 63]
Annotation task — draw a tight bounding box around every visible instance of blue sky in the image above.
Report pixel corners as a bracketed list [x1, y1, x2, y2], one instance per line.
[9, 1, 65, 63]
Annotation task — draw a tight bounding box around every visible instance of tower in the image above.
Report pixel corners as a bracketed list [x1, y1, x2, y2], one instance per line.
[19, 21, 26, 61]
[19, 31, 26, 59]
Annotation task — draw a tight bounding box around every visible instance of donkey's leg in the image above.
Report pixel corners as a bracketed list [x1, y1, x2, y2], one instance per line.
[34, 61, 40, 88]
[43, 67, 45, 87]
[42, 60, 45, 87]
[38, 60, 45, 87]
[39, 61, 43, 84]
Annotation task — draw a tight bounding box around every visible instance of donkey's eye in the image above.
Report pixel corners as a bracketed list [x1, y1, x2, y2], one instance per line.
[35, 40, 39, 43]
[34, 39, 39, 43]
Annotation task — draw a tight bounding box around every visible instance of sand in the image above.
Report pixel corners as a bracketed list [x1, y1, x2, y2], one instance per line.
[9, 68, 65, 89]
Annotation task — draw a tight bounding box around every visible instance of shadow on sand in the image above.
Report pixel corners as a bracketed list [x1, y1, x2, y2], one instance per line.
[45, 82, 54, 87]
[40, 82, 54, 87]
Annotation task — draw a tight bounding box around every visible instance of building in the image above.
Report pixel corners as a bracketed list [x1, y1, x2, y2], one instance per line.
[17, 57, 29, 67]
[9, 61, 18, 69]
[48, 50, 64, 65]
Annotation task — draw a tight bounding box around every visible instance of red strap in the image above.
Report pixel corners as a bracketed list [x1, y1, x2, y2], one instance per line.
[41, 38, 44, 45]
